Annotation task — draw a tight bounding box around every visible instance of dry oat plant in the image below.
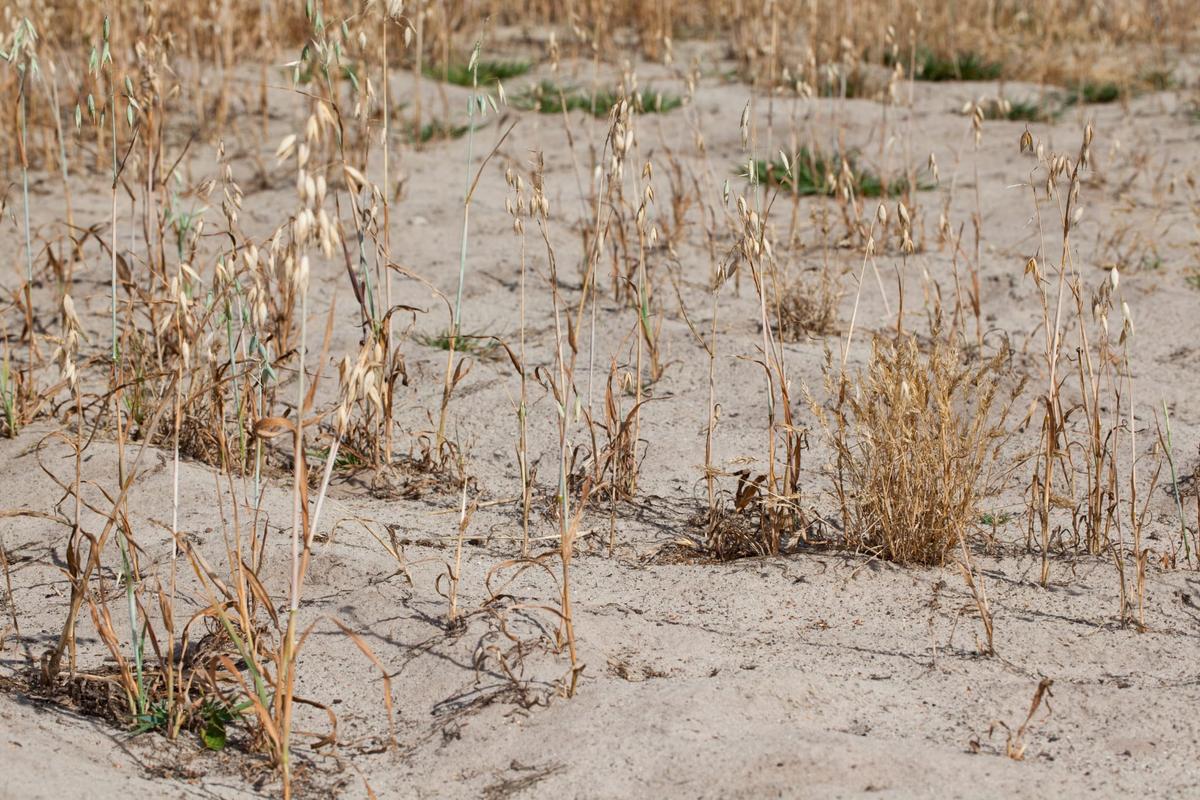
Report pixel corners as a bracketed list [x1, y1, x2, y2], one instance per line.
[0, 1, 1198, 797]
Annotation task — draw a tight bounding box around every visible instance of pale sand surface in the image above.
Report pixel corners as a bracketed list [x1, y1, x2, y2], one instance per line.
[2, 38, 1199, 798]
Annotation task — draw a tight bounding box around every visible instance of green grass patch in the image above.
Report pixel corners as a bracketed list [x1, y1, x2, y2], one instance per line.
[1058, 72, 1173, 109]
[308, 445, 365, 471]
[428, 59, 531, 87]
[517, 81, 683, 117]
[742, 149, 932, 199]
[1063, 81, 1122, 105]
[999, 99, 1048, 122]
[978, 97, 1057, 122]
[405, 118, 469, 144]
[415, 330, 500, 357]
[905, 49, 1003, 82]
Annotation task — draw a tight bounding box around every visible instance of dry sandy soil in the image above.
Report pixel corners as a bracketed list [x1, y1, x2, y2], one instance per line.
[2, 35, 1200, 799]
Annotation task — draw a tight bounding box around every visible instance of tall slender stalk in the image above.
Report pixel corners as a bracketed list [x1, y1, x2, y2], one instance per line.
[280, 256, 308, 792]
[4, 20, 39, 421]
[437, 39, 481, 448]
[18, 68, 35, 352]
[101, 18, 119, 362]
[381, 5, 395, 464]
[1161, 401, 1192, 564]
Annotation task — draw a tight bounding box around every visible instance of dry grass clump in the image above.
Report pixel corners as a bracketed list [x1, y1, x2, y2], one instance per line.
[697, 465, 817, 561]
[814, 333, 1020, 566]
[775, 268, 842, 341]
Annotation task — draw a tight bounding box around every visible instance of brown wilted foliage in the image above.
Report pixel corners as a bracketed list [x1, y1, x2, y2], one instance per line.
[815, 332, 1021, 565]
[775, 266, 842, 341]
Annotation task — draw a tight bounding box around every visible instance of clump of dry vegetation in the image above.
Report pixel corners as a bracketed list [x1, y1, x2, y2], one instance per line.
[813, 332, 1021, 566]
[775, 267, 842, 341]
